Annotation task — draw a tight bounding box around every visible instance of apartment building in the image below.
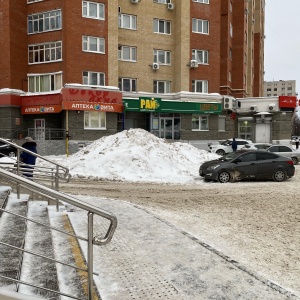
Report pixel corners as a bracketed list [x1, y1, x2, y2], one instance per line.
[0, 0, 266, 144]
[263, 80, 297, 97]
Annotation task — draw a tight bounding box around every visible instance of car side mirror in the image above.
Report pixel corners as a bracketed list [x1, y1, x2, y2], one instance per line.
[233, 159, 241, 163]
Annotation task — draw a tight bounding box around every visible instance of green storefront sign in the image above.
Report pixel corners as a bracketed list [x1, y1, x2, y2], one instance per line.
[123, 98, 222, 114]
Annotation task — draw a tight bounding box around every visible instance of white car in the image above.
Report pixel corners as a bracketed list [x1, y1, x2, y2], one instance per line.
[208, 138, 252, 156]
[266, 145, 300, 165]
[241, 143, 272, 151]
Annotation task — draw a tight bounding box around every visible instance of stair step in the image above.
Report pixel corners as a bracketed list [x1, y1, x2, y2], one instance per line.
[0, 192, 28, 291]
[19, 201, 59, 300]
[48, 206, 87, 300]
[0, 187, 11, 212]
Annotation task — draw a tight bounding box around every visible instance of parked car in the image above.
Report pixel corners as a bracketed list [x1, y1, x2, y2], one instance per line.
[0, 140, 17, 157]
[241, 143, 272, 150]
[208, 138, 252, 156]
[266, 145, 300, 165]
[199, 150, 295, 183]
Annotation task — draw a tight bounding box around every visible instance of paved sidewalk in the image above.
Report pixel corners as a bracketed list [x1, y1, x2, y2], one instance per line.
[68, 198, 299, 300]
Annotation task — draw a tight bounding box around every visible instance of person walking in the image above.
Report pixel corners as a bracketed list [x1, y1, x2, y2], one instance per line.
[295, 137, 300, 150]
[231, 137, 238, 152]
[20, 136, 37, 177]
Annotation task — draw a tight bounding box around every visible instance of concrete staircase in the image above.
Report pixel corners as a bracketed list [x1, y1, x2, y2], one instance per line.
[0, 187, 94, 300]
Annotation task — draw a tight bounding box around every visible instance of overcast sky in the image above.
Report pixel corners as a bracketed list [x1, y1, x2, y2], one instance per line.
[264, 0, 300, 96]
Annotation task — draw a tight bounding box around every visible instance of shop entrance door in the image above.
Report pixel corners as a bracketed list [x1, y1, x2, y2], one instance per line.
[160, 118, 173, 139]
[34, 119, 45, 140]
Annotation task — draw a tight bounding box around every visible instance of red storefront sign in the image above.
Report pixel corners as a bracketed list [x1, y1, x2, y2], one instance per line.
[19, 87, 123, 114]
[21, 93, 63, 114]
[279, 96, 297, 108]
[61, 88, 122, 103]
[61, 87, 123, 112]
[22, 94, 62, 106]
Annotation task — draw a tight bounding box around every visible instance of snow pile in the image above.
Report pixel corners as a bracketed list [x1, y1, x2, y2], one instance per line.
[39, 129, 219, 184]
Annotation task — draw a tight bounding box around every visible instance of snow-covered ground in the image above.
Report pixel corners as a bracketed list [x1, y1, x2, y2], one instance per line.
[1, 129, 300, 299]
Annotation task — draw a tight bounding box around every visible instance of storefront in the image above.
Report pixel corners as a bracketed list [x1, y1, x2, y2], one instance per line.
[21, 93, 63, 140]
[123, 96, 222, 140]
[20, 87, 123, 142]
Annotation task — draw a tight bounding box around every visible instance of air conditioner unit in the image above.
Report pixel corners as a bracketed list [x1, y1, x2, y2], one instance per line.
[250, 105, 258, 111]
[152, 63, 159, 70]
[167, 3, 174, 10]
[189, 60, 198, 68]
[131, 0, 139, 3]
[269, 104, 275, 110]
[223, 96, 237, 110]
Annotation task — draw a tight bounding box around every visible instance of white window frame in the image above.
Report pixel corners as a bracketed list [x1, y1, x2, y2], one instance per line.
[192, 115, 209, 131]
[84, 111, 106, 130]
[192, 80, 208, 93]
[192, 49, 208, 64]
[118, 46, 137, 62]
[28, 72, 62, 93]
[153, 19, 171, 35]
[28, 10, 61, 34]
[118, 14, 137, 30]
[82, 36, 105, 53]
[83, 71, 105, 86]
[218, 116, 226, 132]
[192, 0, 209, 3]
[28, 41, 62, 64]
[82, 1, 105, 20]
[153, 81, 171, 93]
[119, 78, 137, 92]
[192, 18, 209, 34]
[154, 49, 171, 65]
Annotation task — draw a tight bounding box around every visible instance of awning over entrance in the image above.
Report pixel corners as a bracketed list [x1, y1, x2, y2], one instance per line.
[21, 93, 63, 114]
[20, 86, 124, 114]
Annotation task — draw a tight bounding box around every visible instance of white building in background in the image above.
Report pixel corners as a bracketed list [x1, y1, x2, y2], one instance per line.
[263, 80, 297, 97]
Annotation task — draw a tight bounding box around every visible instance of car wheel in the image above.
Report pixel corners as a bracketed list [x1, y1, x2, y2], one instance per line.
[216, 149, 226, 156]
[291, 157, 299, 165]
[272, 169, 287, 182]
[8, 151, 16, 157]
[218, 171, 231, 183]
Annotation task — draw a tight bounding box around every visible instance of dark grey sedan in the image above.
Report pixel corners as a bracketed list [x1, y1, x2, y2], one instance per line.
[199, 150, 295, 183]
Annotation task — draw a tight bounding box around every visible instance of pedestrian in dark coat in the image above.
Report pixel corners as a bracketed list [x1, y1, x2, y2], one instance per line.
[20, 137, 37, 177]
[231, 138, 238, 152]
[295, 137, 299, 150]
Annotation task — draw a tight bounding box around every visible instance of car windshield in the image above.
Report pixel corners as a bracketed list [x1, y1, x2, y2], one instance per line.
[220, 140, 231, 145]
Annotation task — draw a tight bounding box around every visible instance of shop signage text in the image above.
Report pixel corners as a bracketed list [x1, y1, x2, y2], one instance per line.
[22, 105, 62, 114]
[139, 97, 161, 112]
[199, 103, 221, 113]
[63, 101, 123, 112]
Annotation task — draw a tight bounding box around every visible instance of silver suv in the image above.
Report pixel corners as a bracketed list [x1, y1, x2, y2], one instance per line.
[208, 138, 252, 156]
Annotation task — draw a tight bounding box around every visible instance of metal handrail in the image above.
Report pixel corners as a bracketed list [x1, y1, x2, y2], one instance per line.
[0, 137, 70, 191]
[0, 168, 118, 300]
